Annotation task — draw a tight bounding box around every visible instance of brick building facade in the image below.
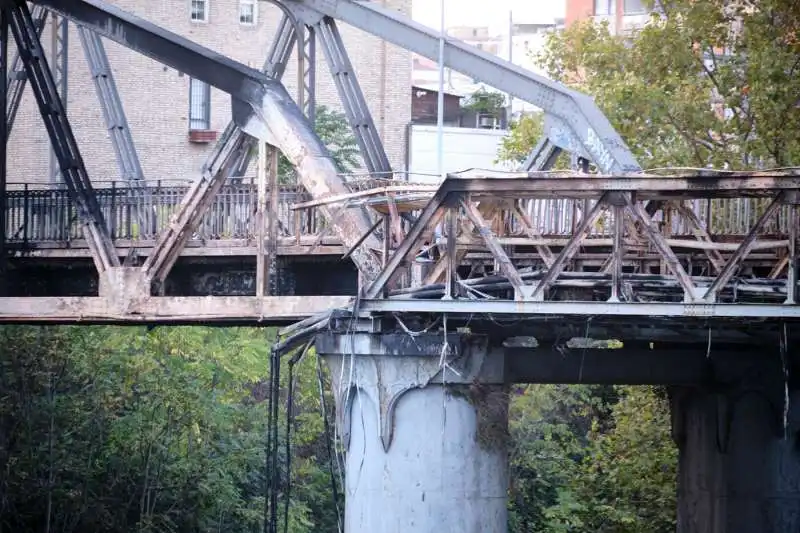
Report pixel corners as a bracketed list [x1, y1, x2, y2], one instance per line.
[9, 0, 412, 186]
[565, 0, 649, 32]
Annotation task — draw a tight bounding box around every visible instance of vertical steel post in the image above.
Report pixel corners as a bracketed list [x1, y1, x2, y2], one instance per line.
[267, 146, 279, 295]
[0, 7, 7, 295]
[786, 204, 798, 305]
[302, 25, 316, 123]
[49, 13, 68, 185]
[436, 0, 445, 179]
[256, 141, 267, 297]
[296, 22, 316, 123]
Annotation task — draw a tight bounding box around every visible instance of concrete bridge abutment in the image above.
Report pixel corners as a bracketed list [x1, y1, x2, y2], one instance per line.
[317, 329, 800, 532]
[315, 331, 509, 533]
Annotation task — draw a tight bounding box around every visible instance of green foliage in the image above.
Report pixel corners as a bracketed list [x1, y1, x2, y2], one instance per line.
[1, 325, 678, 533]
[508, 385, 677, 533]
[524, 1, 800, 168]
[496, 112, 570, 169]
[278, 105, 361, 183]
[0, 326, 340, 533]
[464, 88, 507, 114]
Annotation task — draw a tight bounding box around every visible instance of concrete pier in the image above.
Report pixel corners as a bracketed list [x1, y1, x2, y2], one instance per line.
[316, 332, 508, 533]
[671, 364, 800, 533]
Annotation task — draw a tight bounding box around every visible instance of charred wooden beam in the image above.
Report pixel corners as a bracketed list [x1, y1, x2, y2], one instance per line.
[703, 192, 786, 302]
[530, 193, 609, 300]
[626, 195, 698, 301]
[512, 200, 555, 268]
[609, 204, 624, 302]
[673, 200, 725, 273]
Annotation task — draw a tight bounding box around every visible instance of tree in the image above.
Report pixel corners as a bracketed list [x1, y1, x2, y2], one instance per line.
[278, 105, 361, 183]
[508, 384, 617, 532]
[514, 0, 800, 169]
[0, 326, 341, 533]
[544, 386, 677, 533]
[464, 88, 507, 115]
[496, 112, 570, 169]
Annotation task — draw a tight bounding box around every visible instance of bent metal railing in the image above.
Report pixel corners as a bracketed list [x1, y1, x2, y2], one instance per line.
[3, 180, 793, 249]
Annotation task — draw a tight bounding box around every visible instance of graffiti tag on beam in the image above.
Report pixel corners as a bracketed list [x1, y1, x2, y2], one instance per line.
[586, 128, 614, 173]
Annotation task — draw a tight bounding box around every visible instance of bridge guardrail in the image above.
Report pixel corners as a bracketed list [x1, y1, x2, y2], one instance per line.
[3, 181, 322, 245]
[3, 181, 792, 247]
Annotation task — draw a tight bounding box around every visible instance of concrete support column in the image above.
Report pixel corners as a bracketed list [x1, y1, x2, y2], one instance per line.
[316, 332, 508, 533]
[671, 360, 800, 533]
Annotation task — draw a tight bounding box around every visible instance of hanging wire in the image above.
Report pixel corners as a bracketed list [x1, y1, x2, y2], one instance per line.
[283, 341, 313, 533]
[264, 345, 281, 533]
[263, 346, 276, 533]
[316, 352, 344, 533]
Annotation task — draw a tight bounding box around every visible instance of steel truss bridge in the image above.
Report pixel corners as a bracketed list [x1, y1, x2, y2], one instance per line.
[0, 0, 797, 343]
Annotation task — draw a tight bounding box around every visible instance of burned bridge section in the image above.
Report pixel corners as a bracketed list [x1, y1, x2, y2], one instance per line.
[363, 169, 800, 320]
[2, 180, 358, 296]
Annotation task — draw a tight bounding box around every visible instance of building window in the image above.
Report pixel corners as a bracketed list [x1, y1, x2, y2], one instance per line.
[190, 0, 208, 22]
[239, 0, 257, 25]
[623, 0, 647, 14]
[594, 0, 615, 15]
[189, 78, 210, 130]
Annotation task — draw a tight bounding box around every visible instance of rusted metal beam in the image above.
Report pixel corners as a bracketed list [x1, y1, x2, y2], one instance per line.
[442, 172, 800, 198]
[364, 188, 449, 298]
[460, 198, 527, 298]
[530, 193, 609, 301]
[703, 192, 786, 302]
[787, 204, 798, 305]
[512, 200, 555, 268]
[267, 147, 279, 294]
[256, 142, 269, 297]
[609, 204, 624, 302]
[142, 126, 248, 287]
[626, 195, 698, 301]
[443, 207, 458, 299]
[673, 201, 725, 274]
[0, 295, 350, 323]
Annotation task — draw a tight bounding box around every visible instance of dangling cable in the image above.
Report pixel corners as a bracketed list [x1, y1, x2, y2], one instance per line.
[267, 346, 281, 533]
[317, 352, 343, 533]
[283, 341, 312, 533]
[264, 346, 276, 533]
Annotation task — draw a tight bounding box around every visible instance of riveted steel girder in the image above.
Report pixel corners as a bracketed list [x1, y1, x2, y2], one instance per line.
[7, 0, 118, 273]
[288, 0, 641, 174]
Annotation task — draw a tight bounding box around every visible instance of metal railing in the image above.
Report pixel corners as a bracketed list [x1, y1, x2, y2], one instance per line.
[3, 181, 791, 248]
[3, 181, 323, 245]
[518, 197, 790, 237]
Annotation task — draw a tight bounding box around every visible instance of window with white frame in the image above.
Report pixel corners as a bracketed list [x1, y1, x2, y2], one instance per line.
[623, 0, 647, 14]
[189, 78, 210, 130]
[594, 0, 615, 15]
[190, 0, 208, 22]
[239, 0, 257, 25]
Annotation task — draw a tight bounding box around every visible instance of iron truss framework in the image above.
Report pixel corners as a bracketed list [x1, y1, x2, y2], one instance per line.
[360, 170, 800, 320]
[3, 0, 796, 326]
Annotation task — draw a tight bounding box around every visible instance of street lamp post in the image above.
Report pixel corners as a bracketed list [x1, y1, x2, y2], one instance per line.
[436, 0, 445, 179]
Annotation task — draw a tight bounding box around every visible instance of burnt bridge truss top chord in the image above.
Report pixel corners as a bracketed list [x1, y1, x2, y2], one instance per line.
[0, 0, 798, 327]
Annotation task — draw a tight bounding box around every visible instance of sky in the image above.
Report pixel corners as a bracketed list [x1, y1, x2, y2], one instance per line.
[412, 0, 566, 34]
